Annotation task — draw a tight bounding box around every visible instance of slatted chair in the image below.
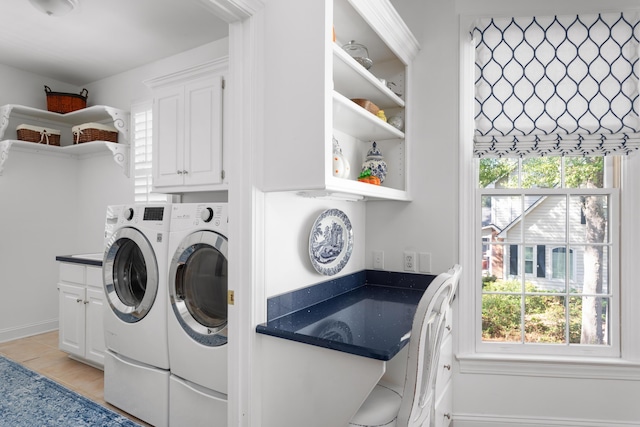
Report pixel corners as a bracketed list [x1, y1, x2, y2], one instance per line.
[349, 264, 462, 427]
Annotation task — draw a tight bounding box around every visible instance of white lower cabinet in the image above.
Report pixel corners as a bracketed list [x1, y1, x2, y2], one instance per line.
[58, 263, 106, 368]
[435, 381, 453, 427]
[434, 308, 453, 427]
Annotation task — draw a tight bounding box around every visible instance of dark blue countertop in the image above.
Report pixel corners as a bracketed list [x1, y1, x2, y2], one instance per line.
[55, 254, 103, 267]
[256, 271, 435, 361]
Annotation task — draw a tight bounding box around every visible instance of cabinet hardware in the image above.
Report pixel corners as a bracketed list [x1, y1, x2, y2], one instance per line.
[443, 364, 451, 370]
[84, 300, 89, 305]
[221, 170, 225, 180]
[446, 325, 451, 331]
[177, 170, 183, 174]
[76, 298, 83, 303]
[444, 413, 451, 420]
[182, 170, 188, 174]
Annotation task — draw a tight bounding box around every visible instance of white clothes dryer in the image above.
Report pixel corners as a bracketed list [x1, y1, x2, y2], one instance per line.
[102, 204, 171, 427]
[167, 203, 228, 426]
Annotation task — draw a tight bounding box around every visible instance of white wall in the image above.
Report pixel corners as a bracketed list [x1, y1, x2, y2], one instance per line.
[264, 192, 366, 298]
[85, 39, 229, 109]
[0, 38, 229, 342]
[0, 63, 78, 108]
[0, 149, 78, 340]
[366, 0, 459, 275]
[0, 66, 81, 341]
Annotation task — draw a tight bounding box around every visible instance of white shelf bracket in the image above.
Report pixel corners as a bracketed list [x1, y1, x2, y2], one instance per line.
[0, 140, 13, 176]
[105, 143, 130, 177]
[0, 105, 13, 141]
[103, 106, 130, 142]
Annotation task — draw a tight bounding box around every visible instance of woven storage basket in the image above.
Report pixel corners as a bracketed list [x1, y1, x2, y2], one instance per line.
[16, 124, 61, 146]
[72, 122, 118, 144]
[44, 85, 88, 113]
[351, 98, 379, 115]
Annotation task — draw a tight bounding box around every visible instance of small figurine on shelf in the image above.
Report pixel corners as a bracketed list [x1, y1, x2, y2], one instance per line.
[332, 136, 350, 179]
[357, 169, 380, 185]
[376, 109, 387, 122]
[361, 141, 387, 184]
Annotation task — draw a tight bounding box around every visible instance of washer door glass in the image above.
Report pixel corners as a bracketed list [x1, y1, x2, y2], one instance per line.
[103, 227, 158, 323]
[170, 230, 228, 346]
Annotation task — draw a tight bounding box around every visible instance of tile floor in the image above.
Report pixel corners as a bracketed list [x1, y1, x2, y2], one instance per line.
[0, 330, 151, 426]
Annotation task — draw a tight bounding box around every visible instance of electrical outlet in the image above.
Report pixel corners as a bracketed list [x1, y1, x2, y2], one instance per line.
[373, 250, 384, 269]
[419, 252, 432, 273]
[403, 251, 417, 272]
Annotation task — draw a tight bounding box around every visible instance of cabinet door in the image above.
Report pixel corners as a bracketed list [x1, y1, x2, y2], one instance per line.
[153, 85, 185, 188]
[58, 283, 86, 358]
[85, 287, 106, 366]
[183, 74, 224, 187]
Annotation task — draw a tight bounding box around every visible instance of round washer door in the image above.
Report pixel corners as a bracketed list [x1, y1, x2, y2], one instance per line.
[103, 227, 158, 323]
[169, 230, 228, 347]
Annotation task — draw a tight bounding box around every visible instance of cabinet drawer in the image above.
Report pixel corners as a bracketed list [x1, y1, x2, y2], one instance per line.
[443, 307, 453, 338]
[59, 263, 84, 284]
[434, 333, 453, 399]
[434, 381, 453, 427]
[85, 266, 103, 289]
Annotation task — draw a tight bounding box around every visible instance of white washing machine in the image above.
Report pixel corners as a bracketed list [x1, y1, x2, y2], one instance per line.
[167, 203, 228, 427]
[102, 204, 171, 427]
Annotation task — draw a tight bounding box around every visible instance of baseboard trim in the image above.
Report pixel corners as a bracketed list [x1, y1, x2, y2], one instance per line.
[0, 320, 58, 343]
[454, 414, 640, 427]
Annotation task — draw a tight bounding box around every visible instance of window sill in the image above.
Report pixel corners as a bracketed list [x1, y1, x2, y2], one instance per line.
[456, 352, 640, 380]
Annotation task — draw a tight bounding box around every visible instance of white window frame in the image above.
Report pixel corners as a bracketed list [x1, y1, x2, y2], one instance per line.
[457, 13, 640, 377]
[131, 100, 171, 204]
[478, 185, 619, 357]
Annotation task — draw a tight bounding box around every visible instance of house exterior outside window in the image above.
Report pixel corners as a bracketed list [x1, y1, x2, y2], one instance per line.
[479, 158, 616, 349]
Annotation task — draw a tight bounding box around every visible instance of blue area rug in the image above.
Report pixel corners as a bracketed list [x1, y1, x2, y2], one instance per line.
[0, 355, 140, 426]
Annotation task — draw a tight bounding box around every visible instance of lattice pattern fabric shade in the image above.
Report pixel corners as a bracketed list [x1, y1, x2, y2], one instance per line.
[472, 12, 640, 158]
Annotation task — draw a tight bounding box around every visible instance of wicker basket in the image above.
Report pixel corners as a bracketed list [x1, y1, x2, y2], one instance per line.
[16, 124, 61, 146]
[351, 98, 379, 115]
[72, 122, 118, 144]
[45, 85, 88, 113]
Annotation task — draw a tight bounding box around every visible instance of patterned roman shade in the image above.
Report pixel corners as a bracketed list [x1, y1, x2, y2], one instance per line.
[473, 12, 640, 158]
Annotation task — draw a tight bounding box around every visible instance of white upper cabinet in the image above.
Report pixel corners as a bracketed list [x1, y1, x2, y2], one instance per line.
[146, 58, 227, 193]
[261, 0, 419, 201]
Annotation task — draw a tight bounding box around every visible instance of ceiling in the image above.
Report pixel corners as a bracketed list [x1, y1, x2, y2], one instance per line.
[0, 0, 229, 86]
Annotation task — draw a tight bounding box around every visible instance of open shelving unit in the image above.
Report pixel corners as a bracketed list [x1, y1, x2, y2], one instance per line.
[0, 104, 130, 176]
[262, 0, 419, 201]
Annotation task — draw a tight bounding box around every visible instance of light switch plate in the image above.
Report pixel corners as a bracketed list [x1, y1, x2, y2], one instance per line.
[419, 252, 432, 273]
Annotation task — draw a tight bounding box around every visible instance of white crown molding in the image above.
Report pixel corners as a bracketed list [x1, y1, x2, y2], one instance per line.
[144, 57, 229, 89]
[348, 0, 420, 64]
[197, 0, 264, 23]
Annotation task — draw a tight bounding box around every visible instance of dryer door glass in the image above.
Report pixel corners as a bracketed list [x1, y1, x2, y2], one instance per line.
[113, 238, 147, 306]
[170, 230, 228, 346]
[104, 227, 158, 323]
[180, 245, 227, 329]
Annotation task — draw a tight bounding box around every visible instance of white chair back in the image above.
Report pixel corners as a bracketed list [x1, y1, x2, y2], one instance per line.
[396, 267, 459, 427]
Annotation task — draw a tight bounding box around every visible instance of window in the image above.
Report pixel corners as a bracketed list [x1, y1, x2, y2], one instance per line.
[479, 157, 616, 350]
[131, 101, 170, 203]
[465, 11, 640, 357]
[551, 247, 574, 280]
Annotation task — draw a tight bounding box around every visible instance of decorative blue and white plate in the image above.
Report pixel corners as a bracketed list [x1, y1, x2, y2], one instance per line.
[309, 209, 353, 276]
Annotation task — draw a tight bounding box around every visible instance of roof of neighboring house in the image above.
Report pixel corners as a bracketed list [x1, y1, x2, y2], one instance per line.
[496, 195, 546, 238]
